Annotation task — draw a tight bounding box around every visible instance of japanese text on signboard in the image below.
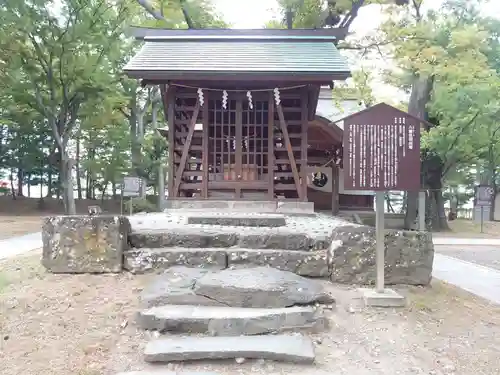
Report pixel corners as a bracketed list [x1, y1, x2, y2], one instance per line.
[343, 106, 421, 192]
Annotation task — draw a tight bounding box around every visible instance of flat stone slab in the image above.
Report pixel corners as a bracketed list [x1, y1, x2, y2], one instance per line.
[117, 372, 219, 375]
[144, 334, 315, 363]
[193, 266, 334, 308]
[358, 288, 406, 307]
[124, 248, 227, 274]
[137, 304, 326, 335]
[42, 215, 130, 273]
[139, 267, 225, 308]
[187, 213, 287, 227]
[227, 249, 329, 277]
[139, 266, 334, 309]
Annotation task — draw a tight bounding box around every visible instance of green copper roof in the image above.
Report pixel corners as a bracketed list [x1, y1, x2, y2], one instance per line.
[123, 40, 350, 79]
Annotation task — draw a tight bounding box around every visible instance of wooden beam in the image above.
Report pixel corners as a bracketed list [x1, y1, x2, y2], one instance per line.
[276, 104, 302, 199]
[300, 87, 309, 202]
[173, 100, 201, 197]
[268, 92, 275, 199]
[202, 92, 209, 198]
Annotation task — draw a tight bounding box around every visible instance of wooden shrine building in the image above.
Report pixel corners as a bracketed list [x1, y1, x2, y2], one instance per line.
[124, 28, 365, 210]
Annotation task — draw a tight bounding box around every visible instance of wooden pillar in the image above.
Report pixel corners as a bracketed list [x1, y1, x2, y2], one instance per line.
[300, 87, 309, 201]
[202, 92, 209, 199]
[165, 85, 176, 199]
[331, 162, 340, 215]
[267, 92, 275, 199]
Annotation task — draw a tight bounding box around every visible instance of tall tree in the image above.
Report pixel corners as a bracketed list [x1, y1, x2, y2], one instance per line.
[0, 0, 134, 213]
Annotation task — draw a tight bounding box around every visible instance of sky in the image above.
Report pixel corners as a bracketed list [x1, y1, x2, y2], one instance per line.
[213, 0, 500, 100]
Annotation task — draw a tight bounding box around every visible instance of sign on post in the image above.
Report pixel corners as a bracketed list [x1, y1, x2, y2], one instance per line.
[123, 176, 143, 197]
[474, 185, 494, 231]
[122, 176, 143, 215]
[342, 104, 421, 192]
[341, 103, 423, 298]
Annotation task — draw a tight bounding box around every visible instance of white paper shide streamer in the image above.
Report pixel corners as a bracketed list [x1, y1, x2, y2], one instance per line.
[246, 91, 253, 110]
[197, 88, 204, 106]
[273, 88, 281, 106]
[222, 90, 228, 110]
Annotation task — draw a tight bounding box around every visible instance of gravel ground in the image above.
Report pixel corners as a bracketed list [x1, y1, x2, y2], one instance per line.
[435, 245, 500, 271]
[1, 252, 500, 375]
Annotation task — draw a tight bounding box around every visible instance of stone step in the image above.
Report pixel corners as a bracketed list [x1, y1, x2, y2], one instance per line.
[144, 333, 316, 363]
[124, 247, 329, 277]
[186, 213, 287, 227]
[117, 372, 218, 375]
[164, 199, 314, 214]
[137, 304, 327, 335]
[128, 228, 328, 251]
[138, 266, 334, 309]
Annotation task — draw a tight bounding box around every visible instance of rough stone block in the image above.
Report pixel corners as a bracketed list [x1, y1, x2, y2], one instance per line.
[129, 230, 238, 249]
[187, 213, 286, 227]
[358, 288, 406, 307]
[329, 225, 434, 286]
[139, 267, 226, 308]
[144, 334, 315, 363]
[137, 304, 326, 335]
[227, 249, 329, 277]
[124, 248, 227, 274]
[193, 266, 334, 308]
[238, 233, 315, 250]
[42, 215, 130, 273]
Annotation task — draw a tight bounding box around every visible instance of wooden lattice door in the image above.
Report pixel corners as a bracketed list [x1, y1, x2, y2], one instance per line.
[208, 96, 269, 197]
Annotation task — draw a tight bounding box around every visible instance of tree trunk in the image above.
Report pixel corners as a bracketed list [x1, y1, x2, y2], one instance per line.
[404, 75, 434, 229]
[9, 168, 16, 200]
[61, 156, 76, 215]
[17, 168, 24, 196]
[27, 173, 31, 197]
[112, 181, 117, 199]
[76, 135, 82, 199]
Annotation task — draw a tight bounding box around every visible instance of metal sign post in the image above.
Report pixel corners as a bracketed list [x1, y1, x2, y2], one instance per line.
[122, 176, 143, 216]
[375, 191, 385, 293]
[341, 103, 423, 308]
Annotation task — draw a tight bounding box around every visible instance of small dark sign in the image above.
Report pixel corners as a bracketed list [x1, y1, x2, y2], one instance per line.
[342, 103, 421, 192]
[475, 185, 494, 207]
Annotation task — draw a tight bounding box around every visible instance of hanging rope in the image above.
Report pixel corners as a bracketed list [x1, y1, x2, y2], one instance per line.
[170, 83, 307, 92]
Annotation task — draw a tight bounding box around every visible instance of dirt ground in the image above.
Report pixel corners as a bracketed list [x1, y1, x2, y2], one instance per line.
[0, 216, 43, 240]
[438, 219, 500, 238]
[1, 252, 499, 375]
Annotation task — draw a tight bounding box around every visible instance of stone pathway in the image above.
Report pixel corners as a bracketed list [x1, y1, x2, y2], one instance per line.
[132, 266, 333, 370]
[432, 253, 500, 305]
[0, 232, 42, 260]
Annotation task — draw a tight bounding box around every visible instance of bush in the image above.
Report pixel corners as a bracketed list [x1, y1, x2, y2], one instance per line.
[123, 197, 157, 214]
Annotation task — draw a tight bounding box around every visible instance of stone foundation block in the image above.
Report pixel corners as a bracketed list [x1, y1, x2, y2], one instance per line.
[329, 225, 434, 286]
[42, 215, 130, 273]
[227, 249, 329, 277]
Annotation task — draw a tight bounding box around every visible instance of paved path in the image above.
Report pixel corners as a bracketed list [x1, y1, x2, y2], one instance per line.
[432, 252, 500, 305]
[0, 232, 42, 260]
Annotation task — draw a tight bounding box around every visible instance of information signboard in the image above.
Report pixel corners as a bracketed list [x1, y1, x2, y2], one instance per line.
[342, 103, 421, 192]
[475, 185, 494, 207]
[123, 176, 142, 197]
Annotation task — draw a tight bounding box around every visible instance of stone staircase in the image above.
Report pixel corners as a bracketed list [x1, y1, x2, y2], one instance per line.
[118, 265, 334, 374]
[117, 202, 340, 373]
[124, 202, 343, 276]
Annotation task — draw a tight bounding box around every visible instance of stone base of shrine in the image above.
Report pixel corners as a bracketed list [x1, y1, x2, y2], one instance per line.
[164, 199, 315, 215]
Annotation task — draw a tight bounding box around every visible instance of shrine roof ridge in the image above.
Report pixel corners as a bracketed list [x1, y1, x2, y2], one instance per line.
[127, 26, 348, 42]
